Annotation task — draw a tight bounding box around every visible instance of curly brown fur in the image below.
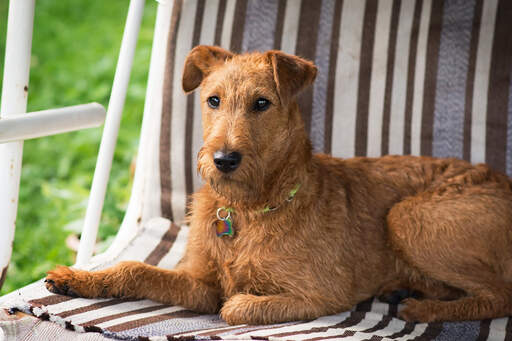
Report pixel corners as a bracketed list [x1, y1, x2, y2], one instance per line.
[47, 46, 512, 325]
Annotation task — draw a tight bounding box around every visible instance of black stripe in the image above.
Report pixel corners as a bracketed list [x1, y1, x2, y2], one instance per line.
[355, 0, 378, 156]
[420, 0, 444, 156]
[475, 319, 492, 341]
[381, 0, 401, 155]
[230, 0, 248, 53]
[485, 0, 512, 172]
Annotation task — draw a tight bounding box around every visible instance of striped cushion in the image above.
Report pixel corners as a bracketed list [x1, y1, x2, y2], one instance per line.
[160, 0, 512, 223]
[4, 218, 511, 340]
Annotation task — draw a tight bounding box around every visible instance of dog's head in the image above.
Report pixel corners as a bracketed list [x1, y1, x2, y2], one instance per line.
[183, 46, 316, 205]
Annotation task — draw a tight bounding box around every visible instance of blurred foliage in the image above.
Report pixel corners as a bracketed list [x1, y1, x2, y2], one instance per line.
[0, 0, 157, 294]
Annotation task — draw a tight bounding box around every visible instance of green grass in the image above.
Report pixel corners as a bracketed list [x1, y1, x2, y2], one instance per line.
[0, 0, 157, 295]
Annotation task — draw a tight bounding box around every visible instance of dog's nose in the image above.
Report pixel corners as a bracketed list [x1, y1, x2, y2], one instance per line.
[213, 151, 242, 173]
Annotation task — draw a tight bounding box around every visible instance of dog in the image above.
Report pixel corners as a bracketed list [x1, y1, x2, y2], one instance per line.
[46, 46, 512, 325]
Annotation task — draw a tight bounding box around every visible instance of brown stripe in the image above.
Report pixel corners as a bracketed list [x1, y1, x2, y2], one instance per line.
[295, 0, 322, 135]
[106, 309, 198, 332]
[420, 0, 444, 156]
[214, 0, 227, 46]
[381, 0, 401, 155]
[403, 0, 422, 155]
[354, 0, 378, 156]
[485, 0, 512, 173]
[144, 222, 181, 265]
[184, 0, 206, 211]
[230, 0, 248, 52]
[463, 0, 483, 162]
[81, 304, 169, 326]
[0, 266, 7, 289]
[411, 322, 443, 341]
[29, 294, 73, 307]
[160, 0, 184, 221]
[324, 0, 344, 154]
[57, 298, 131, 318]
[273, 0, 287, 50]
[475, 319, 492, 341]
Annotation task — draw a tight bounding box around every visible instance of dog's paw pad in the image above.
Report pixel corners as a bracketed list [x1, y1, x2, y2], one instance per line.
[45, 266, 81, 297]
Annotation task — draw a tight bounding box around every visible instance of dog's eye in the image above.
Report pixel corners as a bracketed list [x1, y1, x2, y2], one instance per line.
[207, 96, 220, 109]
[254, 98, 271, 112]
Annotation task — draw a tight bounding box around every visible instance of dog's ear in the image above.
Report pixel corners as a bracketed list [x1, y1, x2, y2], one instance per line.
[266, 50, 317, 105]
[182, 45, 234, 93]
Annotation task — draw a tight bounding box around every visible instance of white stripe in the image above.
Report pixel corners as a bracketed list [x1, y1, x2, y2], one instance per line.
[487, 318, 508, 341]
[220, 0, 236, 50]
[67, 300, 158, 324]
[237, 312, 351, 338]
[470, 0, 498, 164]
[44, 298, 115, 315]
[370, 299, 390, 315]
[192, 0, 219, 193]
[171, 0, 198, 224]
[137, 0, 174, 221]
[157, 225, 189, 269]
[332, 0, 367, 158]
[177, 323, 246, 337]
[388, 0, 416, 155]
[116, 217, 171, 263]
[280, 0, 302, 54]
[367, 0, 393, 157]
[411, 0, 432, 156]
[96, 305, 184, 329]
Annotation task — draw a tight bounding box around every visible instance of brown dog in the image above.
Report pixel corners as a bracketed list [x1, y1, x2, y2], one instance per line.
[46, 46, 512, 325]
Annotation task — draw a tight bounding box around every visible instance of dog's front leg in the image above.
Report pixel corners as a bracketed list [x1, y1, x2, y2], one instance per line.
[45, 261, 220, 314]
[220, 293, 343, 325]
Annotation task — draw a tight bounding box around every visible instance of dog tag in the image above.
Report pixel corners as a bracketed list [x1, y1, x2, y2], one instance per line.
[216, 218, 233, 237]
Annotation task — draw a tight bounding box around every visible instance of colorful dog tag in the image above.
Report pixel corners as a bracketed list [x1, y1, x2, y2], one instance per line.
[216, 207, 234, 237]
[216, 218, 233, 237]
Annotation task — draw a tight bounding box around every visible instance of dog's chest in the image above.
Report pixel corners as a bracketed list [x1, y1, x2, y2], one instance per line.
[214, 229, 284, 297]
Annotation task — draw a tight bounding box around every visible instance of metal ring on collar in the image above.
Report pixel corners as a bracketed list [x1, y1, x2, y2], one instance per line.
[216, 207, 231, 220]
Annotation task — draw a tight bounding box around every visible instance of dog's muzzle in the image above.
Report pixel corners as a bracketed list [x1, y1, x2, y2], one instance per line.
[213, 151, 242, 173]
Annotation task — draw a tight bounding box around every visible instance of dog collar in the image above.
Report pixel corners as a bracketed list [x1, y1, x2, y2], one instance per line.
[215, 184, 301, 237]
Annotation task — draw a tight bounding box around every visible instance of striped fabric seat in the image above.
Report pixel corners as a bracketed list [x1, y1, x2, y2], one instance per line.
[2, 0, 512, 340]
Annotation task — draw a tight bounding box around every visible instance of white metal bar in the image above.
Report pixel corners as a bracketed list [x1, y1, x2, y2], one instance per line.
[0, 0, 35, 286]
[0, 103, 106, 144]
[76, 0, 146, 266]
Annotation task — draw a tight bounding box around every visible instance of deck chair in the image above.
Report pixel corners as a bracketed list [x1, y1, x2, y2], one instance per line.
[2, 0, 512, 340]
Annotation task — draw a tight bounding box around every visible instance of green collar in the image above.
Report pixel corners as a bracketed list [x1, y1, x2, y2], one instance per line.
[215, 183, 301, 237]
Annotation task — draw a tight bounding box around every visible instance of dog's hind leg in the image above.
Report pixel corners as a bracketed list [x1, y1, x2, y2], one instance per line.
[220, 293, 349, 325]
[46, 261, 221, 313]
[386, 184, 512, 322]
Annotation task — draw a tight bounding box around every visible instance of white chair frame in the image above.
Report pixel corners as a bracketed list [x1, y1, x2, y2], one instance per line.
[0, 0, 147, 287]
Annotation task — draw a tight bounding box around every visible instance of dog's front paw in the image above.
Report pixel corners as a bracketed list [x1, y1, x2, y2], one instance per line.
[44, 266, 95, 297]
[399, 298, 438, 323]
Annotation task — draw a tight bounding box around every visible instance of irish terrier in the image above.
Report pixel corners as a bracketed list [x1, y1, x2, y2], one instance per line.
[46, 46, 512, 325]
